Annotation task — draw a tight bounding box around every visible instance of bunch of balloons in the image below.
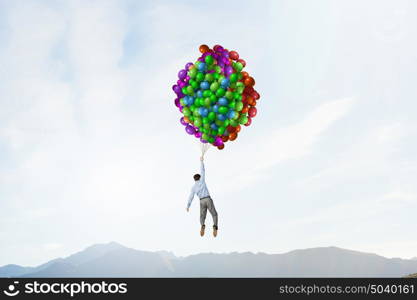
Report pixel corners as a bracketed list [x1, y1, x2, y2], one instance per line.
[173, 44, 260, 150]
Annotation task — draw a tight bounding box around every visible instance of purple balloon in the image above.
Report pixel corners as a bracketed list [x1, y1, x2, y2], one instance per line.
[178, 81, 186, 88]
[225, 65, 233, 76]
[195, 131, 202, 138]
[178, 69, 187, 80]
[185, 125, 196, 135]
[180, 117, 187, 126]
[200, 138, 208, 144]
[185, 62, 193, 70]
[198, 57, 204, 62]
[173, 85, 182, 94]
[215, 136, 223, 146]
[179, 106, 183, 113]
[175, 98, 180, 107]
[185, 75, 190, 81]
[222, 57, 230, 65]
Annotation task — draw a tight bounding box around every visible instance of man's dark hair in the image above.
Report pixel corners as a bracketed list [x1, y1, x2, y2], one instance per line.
[193, 174, 201, 181]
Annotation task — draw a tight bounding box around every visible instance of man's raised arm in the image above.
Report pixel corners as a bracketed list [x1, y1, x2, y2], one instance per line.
[200, 156, 205, 182]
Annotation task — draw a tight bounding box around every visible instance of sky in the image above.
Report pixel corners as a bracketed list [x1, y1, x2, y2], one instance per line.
[0, 0, 416, 266]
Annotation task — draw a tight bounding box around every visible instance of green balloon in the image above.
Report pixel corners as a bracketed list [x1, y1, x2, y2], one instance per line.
[234, 92, 242, 100]
[233, 112, 240, 120]
[202, 117, 209, 124]
[188, 68, 197, 79]
[216, 88, 226, 97]
[213, 72, 220, 80]
[196, 72, 204, 82]
[237, 86, 245, 94]
[204, 97, 211, 107]
[208, 136, 215, 144]
[218, 126, 225, 135]
[183, 107, 191, 116]
[230, 119, 239, 127]
[194, 97, 202, 107]
[224, 119, 230, 127]
[215, 65, 222, 73]
[202, 133, 209, 141]
[180, 98, 185, 106]
[235, 101, 244, 112]
[186, 85, 194, 95]
[229, 73, 238, 83]
[215, 119, 224, 126]
[211, 129, 218, 136]
[194, 117, 202, 127]
[239, 115, 248, 125]
[189, 115, 194, 122]
[225, 91, 234, 100]
[202, 90, 212, 98]
[229, 82, 237, 89]
[228, 101, 236, 109]
[237, 72, 243, 80]
[205, 55, 214, 65]
[219, 106, 228, 115]
[208, 111, 216, 121]
[210, 82, 219, 92]
[210, 94, 217, 104]
[182, 87, 188, 95]
[205, 73, 214, 82]
[193, 109, 200, 117]
[234, 62, 243, 72]
[218, 75, 225, 83]
[190, 80, 198, 89]
[190, 105, 196, 112]
[236, 82, 244, 88]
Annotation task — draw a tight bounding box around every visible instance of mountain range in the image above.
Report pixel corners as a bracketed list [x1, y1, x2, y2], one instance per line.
[1, 242, 416, 277]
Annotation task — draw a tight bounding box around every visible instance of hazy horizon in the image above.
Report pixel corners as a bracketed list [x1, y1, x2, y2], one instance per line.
[1, 0, 416, 266]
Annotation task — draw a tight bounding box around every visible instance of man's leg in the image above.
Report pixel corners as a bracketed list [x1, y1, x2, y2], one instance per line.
[207, 197, 218, 236]
[200, 199, 208, 236]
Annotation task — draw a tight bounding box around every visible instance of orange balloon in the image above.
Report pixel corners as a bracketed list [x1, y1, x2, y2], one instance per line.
[247, 96, 256, 106]
[236, 124, 241, 132]
[229, 132, 238, 141]
[241, 71, 249, 78]
[244, 77, 255, 87]
[241, 105, 249, 114]
[184, 116, 190, 123]
[217, 144, 225, 150]
[199, 44, 210, 53]
[221, 135, 229, 143]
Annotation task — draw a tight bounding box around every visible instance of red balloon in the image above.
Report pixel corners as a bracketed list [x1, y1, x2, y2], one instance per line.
[229, 51, 239, 61]
[236, 124, 241, 132]
[251, 90, 260, 100]
[238, 58, 246, 67]
[227, 125, 237, 133]
[217, 144, 225, 150]
[248, 107, 257, 118]
[245, 117, 252, 126]
[244, 86, 254, 94]
[221, 135, 229, 143]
